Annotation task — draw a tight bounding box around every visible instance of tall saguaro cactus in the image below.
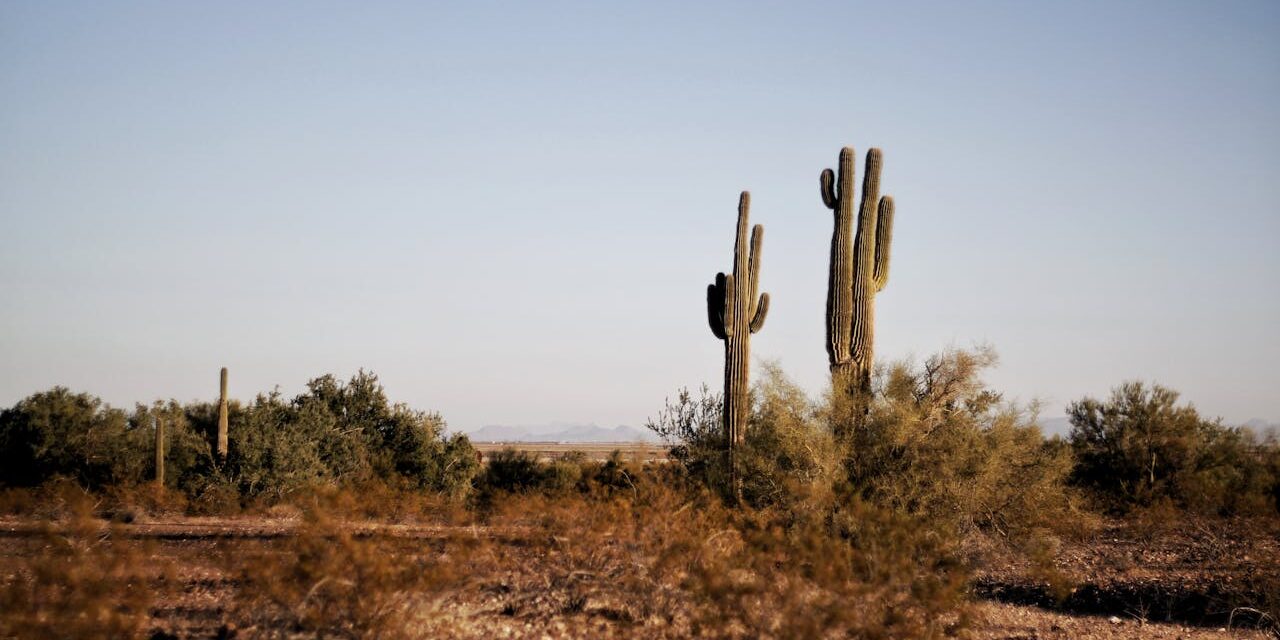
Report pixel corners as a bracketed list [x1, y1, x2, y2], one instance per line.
[821, 146, 895, 406]
[707, 192, 770, 494]
[217, 367, 229, 461]
[154, 415, 164, 488]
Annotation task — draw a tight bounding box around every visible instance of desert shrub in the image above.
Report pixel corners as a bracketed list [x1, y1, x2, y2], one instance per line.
[0, 487, 39, 516]
[543, 451, 587, 494]
[835, 347, 1078, 538]
[224, 389, 333, 499]
[1068, 381, 1278, 515]
[232, 506, 468, 637]
[477, 448, 639, 501]
[220, 372, 478, 501]
[582, 450, 646, 497]
[646, 384, 728, 493]
[300, 481, 472, 524]
[484, 483, 970, 638]
[0, 371, 478, 507]
[1265, 434, 1280, 512]
[129, 400, 218, 493]
[701, 496, 969, 638]
[646, 364, 837, 510]
[739, 363, 840, 510]
[478, 448, 547, 498]
[0, 388, 140, 489]
[374, 409, 479, 499]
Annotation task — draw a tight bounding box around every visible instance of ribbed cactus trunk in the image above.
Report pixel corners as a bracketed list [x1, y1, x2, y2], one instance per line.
[217, 367, 229, 461]
[707, 192, 770, 499]
[154, 415, 164, 488]
[821, 147, 895, 416]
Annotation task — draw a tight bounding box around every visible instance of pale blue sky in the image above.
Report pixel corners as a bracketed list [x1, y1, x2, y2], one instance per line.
[2, 1, 1277, 432]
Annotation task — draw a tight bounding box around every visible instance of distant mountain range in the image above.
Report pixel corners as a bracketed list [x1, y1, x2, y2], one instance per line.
[465, 417, 1277, 444]
[1038, 416, 1073, 437]
[465, 423, 659, 443]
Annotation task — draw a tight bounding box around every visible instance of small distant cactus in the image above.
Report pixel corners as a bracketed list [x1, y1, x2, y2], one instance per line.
[707, 192, 770, 497]
[821, 146, 895, 405]
[217, 367, 229, 461]
[154, 415, 164, 487]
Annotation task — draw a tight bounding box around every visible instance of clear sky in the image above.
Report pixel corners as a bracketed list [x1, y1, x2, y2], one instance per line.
[2, 1, 1277, 432]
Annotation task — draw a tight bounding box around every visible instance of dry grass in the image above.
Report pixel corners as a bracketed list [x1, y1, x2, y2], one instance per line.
[2, 492, 1275, 638]
[0, 482, 978, 639]
[0, 506, 168, 639]
[228, 508, 471, 638]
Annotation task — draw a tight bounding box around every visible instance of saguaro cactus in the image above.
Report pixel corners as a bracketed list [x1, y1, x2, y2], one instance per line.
[217, 367, 229, 461]
[154, 415, 164, 488]
[707, 192, 770, 494]
[821, 146, 895, 405]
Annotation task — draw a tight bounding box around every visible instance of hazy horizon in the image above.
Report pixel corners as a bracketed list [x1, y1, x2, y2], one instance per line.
[3, 1, 1278, 432]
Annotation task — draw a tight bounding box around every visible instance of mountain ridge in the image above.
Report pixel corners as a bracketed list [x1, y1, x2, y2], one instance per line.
[465, 423, 659, 443]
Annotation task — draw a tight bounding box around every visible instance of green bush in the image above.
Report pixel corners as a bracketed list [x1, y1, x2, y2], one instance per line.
[645, 384, 725, 490]
[542, 452, 586, 493]
[833, 346, 1078, 537]
[646, 364, 837, 510]
[739, 363, 839, 510]
[1265, 432, 1280, 512]
[584, 449, 644, 497]
[478, 448, 547, 496]
[129, 401, 218, 492]
[220, 371, 479, 500]
[0, 371, 479, 504]
[1068, 381, 1278, 515]
[0, 388, 136, 488]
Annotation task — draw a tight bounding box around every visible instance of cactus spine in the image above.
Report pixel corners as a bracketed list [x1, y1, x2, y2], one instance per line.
[707, 192, 770, 496]
[154, 415, 164, 488]
[217, 367, 229, 461]
[821, 146, 895, 406]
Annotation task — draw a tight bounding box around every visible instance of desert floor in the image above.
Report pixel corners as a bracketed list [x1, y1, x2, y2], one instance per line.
[1, 510, 1274, 639]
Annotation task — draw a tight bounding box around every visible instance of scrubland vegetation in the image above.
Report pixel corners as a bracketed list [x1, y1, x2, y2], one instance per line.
[0, 351, 1278, 638]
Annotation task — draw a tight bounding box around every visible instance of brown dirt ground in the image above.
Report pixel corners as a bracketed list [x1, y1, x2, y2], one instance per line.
[0, 515, 1275, 639]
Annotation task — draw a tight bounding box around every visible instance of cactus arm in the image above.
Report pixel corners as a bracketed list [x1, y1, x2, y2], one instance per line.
[874, 196, 895, 291]
[707, 279, 727, 339]
[858, 149, 882, 220]
[848, 148, 883, 361]
[722, 273, 736, 338]
[747, 224, 763, 312]
[749, 292, 770, 333]
[820, 169, 838, 209]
